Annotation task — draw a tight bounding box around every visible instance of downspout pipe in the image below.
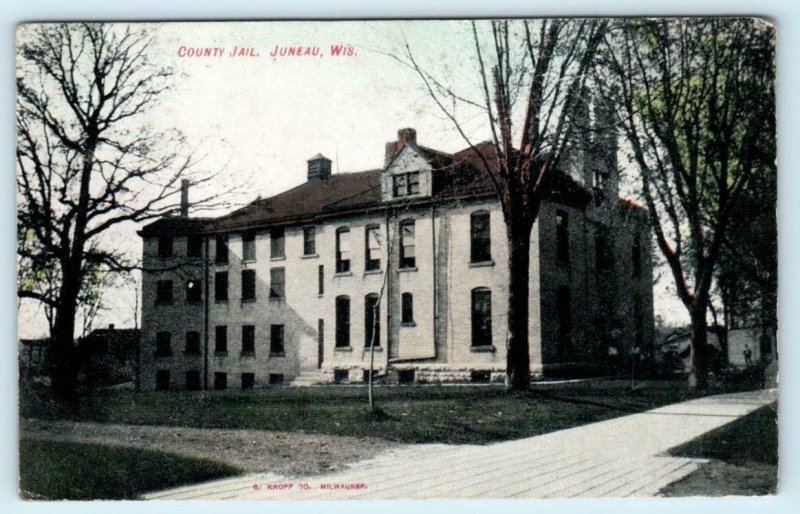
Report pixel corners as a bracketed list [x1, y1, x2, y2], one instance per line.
[203, 236, 210, 389]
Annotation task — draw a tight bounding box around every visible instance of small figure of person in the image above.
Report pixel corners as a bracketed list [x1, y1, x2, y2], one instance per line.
[743, 345, 753, 367]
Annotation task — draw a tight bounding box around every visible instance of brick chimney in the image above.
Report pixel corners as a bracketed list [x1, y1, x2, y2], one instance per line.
[307, 154, 332, 181]
[180, 179, 190, 218]
[384, 128, 417, 166]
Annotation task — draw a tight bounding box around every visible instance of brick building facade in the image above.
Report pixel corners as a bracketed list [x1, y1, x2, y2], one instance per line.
[138, 125, 654, 390]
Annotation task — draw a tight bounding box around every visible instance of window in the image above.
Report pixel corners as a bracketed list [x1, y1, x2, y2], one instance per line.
[364, 293, 380, 348]
[271, 227, 285, 259]
[241, 372, 255, 390]
[392, 171, 420, 197]
[303, 226, 316, 256]
[398, 369, 415, 384]
[557, 286, 572, 358]
[470, 211, 491, 263]
[185, 331, 200, 354]
[156, 370, 170, 391]
[185, 370, 201, 391]
[215, 325, 228, 353]
[214, 372, 227, 390]
[556, 210, 569, 264]
[408, 172, 420, 195]
[156, 280, 173, 305]
[242, 231, 256, 261]
[214, 272, 228, 302]
[393, 173, 407, 197]
[593, 169, 607, 189]
[336, 227, 351, 273]
[270, 267, 285, 299]
[185, 279, 202, 304]
[363, 369, 377, 383]
[334, 369, 349, 383]
[335, 295, 350, 348]
[595, 228, 613, 270]
[215, 235, 228, 264]
[187, 235, 202, 258]
[242, 325, 255, 355]
[471, 370, 491, 383]
[365, 225, 381, 271]
[471, 288, 492, 347]
[317, 318, 325, 367]
[270, 324, 285, 354]
[157, 235, 173, 258]
[241, 269, 256, 301]
[269, 373, 284, 385]
[632, 232, 642, 278]
[634, 294, 643, 347]
[400, 220, 416, 268]
[401, 293, 414, 325]
[318, 265, 324, 295]
[155, 331, 172, 357]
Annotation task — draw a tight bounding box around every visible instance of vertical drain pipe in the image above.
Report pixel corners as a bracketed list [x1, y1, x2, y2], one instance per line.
[203, 235, 210, 389]
[431, 204, 437, 359]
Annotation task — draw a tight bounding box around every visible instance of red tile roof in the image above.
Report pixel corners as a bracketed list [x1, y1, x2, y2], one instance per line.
[140, 142, 593, 236]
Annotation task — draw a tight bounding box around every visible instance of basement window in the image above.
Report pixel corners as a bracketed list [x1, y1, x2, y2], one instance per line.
[471, 370, 491, 383]
[334, 369, 349, 384]
[398, 369, 415, 384]
[214, 372, 227, 390]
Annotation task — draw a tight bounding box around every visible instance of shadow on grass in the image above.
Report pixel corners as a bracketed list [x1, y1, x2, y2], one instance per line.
[19, 439, 240, 500]
[666, 403, 778, 466]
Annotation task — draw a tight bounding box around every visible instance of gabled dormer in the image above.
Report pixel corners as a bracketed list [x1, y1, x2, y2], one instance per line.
[381, 128, 434, 202]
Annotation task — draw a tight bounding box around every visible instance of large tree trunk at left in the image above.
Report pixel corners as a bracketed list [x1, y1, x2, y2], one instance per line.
[506, 217, 534, 391]
[48, 262, 82, 401]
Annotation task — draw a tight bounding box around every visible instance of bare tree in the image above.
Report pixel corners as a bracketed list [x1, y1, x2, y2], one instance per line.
[604, 18, 775, 387]
[393, 19, 608, 389]
[16, 23, 231, 399]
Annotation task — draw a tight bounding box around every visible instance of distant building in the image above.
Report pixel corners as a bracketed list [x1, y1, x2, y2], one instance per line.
[138, 119, 654, 390]
[78, 325, 140, 386]
[19, 326, 140, 387]
[18, 338, 49, 381]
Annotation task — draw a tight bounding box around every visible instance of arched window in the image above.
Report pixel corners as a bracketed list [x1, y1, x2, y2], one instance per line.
[335, 295, 351, 348]
[632, 231, 642, 278]
[470, 211, 491, 263]
[401, 292, 414, 325]
[400, 219, 416, 268]
[471, 288, 492, 347]
[336, 227, 351, 273]
[556, 210, 569, 264]
[557, 286, 572, 358]
[364, 293, 380, 347]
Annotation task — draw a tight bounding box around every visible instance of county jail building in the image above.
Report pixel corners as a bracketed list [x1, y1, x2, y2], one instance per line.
[138, 125, 655, 391]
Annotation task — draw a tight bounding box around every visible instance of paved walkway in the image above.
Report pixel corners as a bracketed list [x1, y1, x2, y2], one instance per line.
[145, 389, 777, 500]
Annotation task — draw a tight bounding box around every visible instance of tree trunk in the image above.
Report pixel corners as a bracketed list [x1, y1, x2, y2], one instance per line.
[49, 267, 81, 401]
[506, 219, 533, 391]
[688, 305, 709, 389]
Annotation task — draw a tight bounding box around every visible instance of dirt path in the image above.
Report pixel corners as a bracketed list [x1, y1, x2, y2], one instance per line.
[20, 418, 400, 477]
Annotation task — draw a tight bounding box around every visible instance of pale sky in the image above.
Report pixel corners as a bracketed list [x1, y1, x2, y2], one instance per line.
[17, 20, 690, 339]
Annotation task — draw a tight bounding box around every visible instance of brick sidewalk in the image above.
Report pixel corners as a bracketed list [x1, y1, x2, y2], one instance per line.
[145, 389, 777, 500]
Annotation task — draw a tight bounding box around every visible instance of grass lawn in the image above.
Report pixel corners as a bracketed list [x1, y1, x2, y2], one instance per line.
[21, 378, 760, 445]
[19, 439, 240, 500]
[660, 403, 778, 496]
